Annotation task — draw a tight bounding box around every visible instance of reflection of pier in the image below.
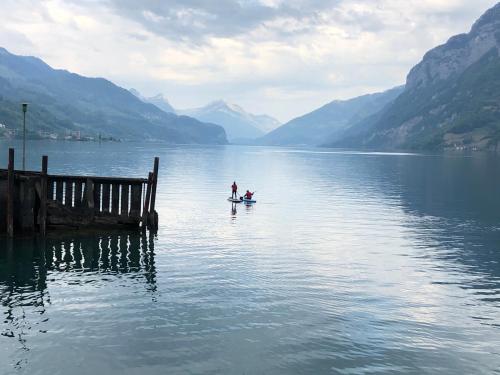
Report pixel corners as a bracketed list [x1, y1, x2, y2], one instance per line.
[0, 232, 156, 356]
[43, 232, 157, 280]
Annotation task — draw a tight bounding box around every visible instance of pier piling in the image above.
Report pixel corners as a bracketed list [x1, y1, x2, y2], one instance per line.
[7, 148, 14, 237]
[40, 155, 48, 236]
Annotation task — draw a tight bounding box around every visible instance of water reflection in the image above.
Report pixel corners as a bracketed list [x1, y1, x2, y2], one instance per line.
[2, 141, 500, 373]
[350, 153, 500, 297]
[0, 232, 156, 364]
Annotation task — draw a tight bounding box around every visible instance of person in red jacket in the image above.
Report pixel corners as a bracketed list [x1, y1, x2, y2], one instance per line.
[231, 181, 238, 199]
[244, 190, 254, 199]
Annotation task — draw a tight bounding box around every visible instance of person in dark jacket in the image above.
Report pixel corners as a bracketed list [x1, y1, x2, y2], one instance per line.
[231, 181, 238, 199]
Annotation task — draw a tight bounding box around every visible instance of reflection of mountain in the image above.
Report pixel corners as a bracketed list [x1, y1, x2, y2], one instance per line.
[0, 232, 156, 354]
[384, 155, 500, 289]
[331, 153, 500, 289]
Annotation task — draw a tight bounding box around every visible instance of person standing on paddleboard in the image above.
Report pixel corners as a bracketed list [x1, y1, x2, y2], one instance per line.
[231, 181, 238, 199]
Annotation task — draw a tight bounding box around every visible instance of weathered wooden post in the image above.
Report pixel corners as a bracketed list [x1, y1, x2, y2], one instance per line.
[7, 148, 15, 237]
[40, 155, 48, 236]
[141, 172, 153, 229]
[102, 183, 110, 213]
[85, 178, 94, 209]
[148, 157, 159, 231]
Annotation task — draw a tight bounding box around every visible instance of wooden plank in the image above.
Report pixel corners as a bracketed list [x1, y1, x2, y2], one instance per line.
[102, 183, 110, 213]
[85, 178, 94, 209]
[65, 180, 73, 207]
[56, 180, 64, 203]
[74, 181, 83, 208]
[40, 155, 48, 236]
[7, 148, 14, 237]
[130, 183, 142, 220]
[93, 182, 102, 212]
[141, 173, 152, 228]
[0, 170, 148, 184]
[150, 157, 159, 213]
[47, 175, 147, 184]
[148, 157, 159, 230]
[20, 179, 36, 232]
[121, 184, 129, 216]
[111, 183, 120, 215]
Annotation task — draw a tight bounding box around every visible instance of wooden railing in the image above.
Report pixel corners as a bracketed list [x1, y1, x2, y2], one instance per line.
[1, 149, 159, 236]
[46, 176, 147, 219]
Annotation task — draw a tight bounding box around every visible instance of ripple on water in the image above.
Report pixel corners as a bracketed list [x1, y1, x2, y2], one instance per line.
[1, 142, 500, 374]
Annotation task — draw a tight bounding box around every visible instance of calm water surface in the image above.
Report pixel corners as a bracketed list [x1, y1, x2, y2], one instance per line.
[1, 140, 500, 374]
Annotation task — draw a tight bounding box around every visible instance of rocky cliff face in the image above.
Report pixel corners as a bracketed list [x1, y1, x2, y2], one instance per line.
[328, 3, 500, 151]
[407, 3, 500, 89]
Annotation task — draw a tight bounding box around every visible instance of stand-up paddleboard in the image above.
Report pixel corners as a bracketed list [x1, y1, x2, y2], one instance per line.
[227, 197, 242, 203]
[242, 198, 256, 204]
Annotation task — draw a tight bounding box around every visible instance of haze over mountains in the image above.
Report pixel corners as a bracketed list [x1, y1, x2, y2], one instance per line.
[0, 48, 227, 144]
[259, 86, 404, 146]
[131, 89, 281, 142]
[179, 101, 281, 142]
[259, 2, 500, 151]
[0, 3, 498, 150]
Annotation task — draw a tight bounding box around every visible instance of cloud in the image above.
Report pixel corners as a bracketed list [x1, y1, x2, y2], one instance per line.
[100, 0, 340, 43]
[0, 0, 498, 121]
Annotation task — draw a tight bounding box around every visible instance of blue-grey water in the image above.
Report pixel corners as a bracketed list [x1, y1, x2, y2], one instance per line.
[1, 140, 500, 374]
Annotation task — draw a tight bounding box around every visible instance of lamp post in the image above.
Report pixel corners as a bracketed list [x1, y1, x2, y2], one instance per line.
[22, 103, 28, 170]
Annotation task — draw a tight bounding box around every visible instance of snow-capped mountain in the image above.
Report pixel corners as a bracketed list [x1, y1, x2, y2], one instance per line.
[129, 89, 176, 114]
[180, 100, 281, 142]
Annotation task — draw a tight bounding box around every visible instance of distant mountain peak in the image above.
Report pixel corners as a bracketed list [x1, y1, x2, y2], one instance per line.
[151, 93, 166, 100]
[0, 48, 226, 144]
[129, 88, 143, 99]
[327, 3, 500, 151]
[259, 86, 404, 147]
[471, 2, 500, 32]
[129, 89, 175, 114]
[180, 100, 280, 141]
[407, 2, 500, 90]
[204, 99, 238, 111]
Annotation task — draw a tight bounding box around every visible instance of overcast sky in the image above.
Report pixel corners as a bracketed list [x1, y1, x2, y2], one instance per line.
[0, 0, 498, 122]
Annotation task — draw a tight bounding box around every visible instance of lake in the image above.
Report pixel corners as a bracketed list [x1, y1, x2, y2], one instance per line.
[1, 140, 500, 374]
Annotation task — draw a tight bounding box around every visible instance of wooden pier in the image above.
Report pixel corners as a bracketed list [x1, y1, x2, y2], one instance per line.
[0, 148, 159, 236]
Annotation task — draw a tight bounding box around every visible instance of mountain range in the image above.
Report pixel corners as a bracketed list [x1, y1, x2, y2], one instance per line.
[260, 3, 500, 151]
[129, 89, 176, 114]
[1, 2, 498, 150]
[259, 86, 404, 146]
[0, 48, 227, 144]
[130, 89, 281, 142]
[325, 2, 500, 151]
[179, 100, 280, 142]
